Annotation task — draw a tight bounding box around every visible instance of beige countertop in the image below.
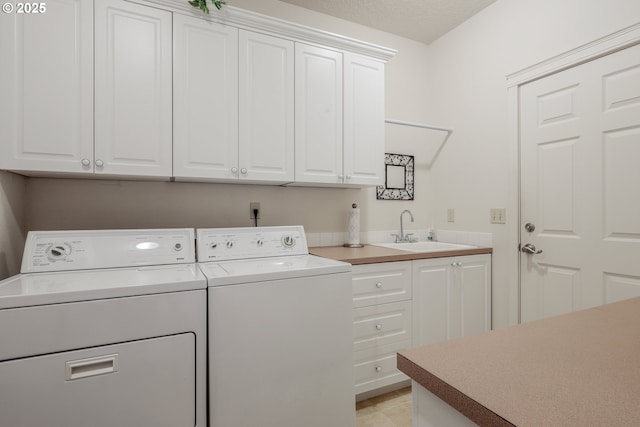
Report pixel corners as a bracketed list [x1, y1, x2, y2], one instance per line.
[309, 244, 492, 265]
[398, 297, 640, 426]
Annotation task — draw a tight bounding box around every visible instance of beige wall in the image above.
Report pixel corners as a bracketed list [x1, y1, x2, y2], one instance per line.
[424, 0, 640, 328]
[0, 171, 26, 280]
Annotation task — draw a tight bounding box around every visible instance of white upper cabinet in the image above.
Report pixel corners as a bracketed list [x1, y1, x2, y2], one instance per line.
[94, 0, 172, 178]
[294, 43, 343, 185]
[238, 30, 295, 184]
[0, 0, 93, 174]
[173, 15, 239, 181]
[0, 1, 393, 184]
[343, 53, 386, 187]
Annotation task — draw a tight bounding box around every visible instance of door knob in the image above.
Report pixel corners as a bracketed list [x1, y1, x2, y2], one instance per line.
[521, 243, 543, 255]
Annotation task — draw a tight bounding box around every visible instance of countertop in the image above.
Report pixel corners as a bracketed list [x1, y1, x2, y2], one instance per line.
[397, 297, 640, 426]
[309, 244, 492, 265]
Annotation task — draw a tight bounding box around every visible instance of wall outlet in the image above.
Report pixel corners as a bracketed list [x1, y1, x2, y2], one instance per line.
[447, 208, 455, 223]
[490, 208, 506, 224]
[250, 202, 260, 219]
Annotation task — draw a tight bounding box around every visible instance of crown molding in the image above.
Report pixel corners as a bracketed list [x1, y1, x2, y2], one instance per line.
[132, 0, 397, 61]
[506, 22, 640, 87]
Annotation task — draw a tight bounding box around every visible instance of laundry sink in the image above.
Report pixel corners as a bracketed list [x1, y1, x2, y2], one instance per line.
[372, 241, 476, 252]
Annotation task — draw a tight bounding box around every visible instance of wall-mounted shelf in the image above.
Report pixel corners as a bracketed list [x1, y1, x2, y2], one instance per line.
[385, 119, 453, 134]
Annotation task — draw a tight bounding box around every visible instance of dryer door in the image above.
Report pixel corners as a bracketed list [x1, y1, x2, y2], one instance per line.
[0, 333, 196, 427]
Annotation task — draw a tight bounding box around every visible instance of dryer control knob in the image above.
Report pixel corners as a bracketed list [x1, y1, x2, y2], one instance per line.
[47, 243, 71, 261]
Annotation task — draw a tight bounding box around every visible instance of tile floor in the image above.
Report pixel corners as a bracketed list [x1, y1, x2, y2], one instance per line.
[356, 387, 412, 427]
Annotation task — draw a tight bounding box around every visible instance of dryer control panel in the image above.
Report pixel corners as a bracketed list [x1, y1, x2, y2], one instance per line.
[196, 226, 308, 261]
[21, 229, 196, 273]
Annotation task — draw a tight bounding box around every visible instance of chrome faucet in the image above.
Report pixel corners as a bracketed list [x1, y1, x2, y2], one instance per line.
[393, 209, 415, 243]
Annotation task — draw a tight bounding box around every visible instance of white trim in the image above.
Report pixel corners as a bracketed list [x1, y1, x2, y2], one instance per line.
[129, 0, 397, 61]
[506, 22, 640, 87]
[508, 22, 640, 325]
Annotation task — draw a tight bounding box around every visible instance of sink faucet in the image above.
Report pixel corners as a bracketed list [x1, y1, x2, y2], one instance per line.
[394, 209, 415, 243]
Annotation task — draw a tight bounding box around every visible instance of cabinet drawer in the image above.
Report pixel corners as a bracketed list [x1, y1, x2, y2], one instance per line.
[352, 261, 412, 308]
[354, 340, 410, 395]
[353, 300, 411, 352]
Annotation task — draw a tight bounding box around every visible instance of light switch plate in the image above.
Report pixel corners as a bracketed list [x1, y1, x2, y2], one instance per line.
[491, 208, 506, 224]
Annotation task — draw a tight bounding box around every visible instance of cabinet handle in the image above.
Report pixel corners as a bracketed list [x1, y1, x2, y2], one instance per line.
[231, 167, 238, 174]
[375, 282, 383, 289]
[240, 168, 247, 174]
[81, 158, 90, 167]
[375, 366, 382, 373]
[451, 261, 463, 267]
[375, 323, 382, 330]
[95, 159, 104, 168]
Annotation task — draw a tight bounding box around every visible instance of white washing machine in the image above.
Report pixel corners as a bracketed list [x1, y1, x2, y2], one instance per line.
[197, 226, 355, 427]
[0, 229, 207, 427]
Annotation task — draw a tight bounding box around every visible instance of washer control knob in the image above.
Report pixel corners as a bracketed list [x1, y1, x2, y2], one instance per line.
[226, 241, 234, 249]
[281, 235, 295, 248]
[257, 239, 264, 247]
[210, 243, 218, 250]
[174, 243, 182, 251]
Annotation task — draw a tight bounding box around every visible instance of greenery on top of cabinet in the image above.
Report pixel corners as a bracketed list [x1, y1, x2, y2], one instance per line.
[189, 0, 226, 14]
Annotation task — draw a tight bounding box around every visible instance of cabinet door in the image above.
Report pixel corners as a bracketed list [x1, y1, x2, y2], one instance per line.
[457, 254, 492, 337]
[412, 258, 455, 347]
[343, 53, 385, 186]
[413, 255, 492, 347]
[0, 0, 93, 174]
[95, 0, 172, 177]
[294, 43, 343, 185]
[173, 15, 238, 181]
[239, 30, 294, 184]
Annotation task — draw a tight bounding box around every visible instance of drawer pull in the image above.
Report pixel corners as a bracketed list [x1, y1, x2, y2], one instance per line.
[375, 366, 382, 373]
[65, 354, 118, 381]
[375, 282, 383, 288]
[375, 323, 382, 330]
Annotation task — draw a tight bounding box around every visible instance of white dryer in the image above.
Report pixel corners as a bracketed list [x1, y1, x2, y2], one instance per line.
[0, 229, 207, 427]
[197, 226, 355, 427]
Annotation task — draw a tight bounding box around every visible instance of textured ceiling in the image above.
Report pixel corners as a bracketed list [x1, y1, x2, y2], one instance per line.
[278, 0, 497, 44]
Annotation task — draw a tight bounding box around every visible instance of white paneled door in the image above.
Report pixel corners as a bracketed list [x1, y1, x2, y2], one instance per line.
[520, 43, 640, 322]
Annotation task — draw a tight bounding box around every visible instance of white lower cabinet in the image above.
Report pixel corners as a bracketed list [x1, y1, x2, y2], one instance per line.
[351, 254, 491, 396]
[351, 262, 412, 395]
[413, 254, 492, 347]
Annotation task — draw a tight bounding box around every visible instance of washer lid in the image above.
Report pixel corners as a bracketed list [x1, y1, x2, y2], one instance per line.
[199, 255, 351, 286]
[0, 264, 206, 309]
